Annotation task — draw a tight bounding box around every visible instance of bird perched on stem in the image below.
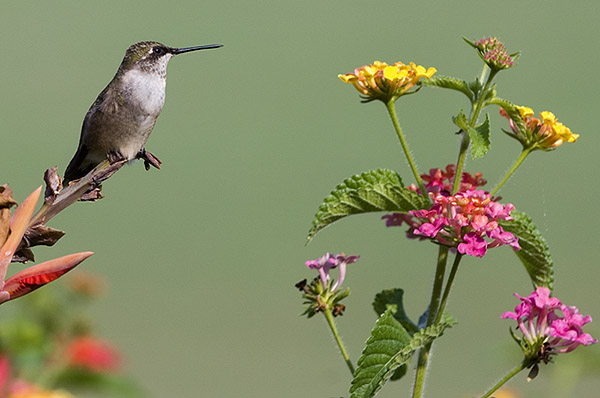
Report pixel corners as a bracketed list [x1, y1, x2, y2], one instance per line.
[63, 41, 222, 184]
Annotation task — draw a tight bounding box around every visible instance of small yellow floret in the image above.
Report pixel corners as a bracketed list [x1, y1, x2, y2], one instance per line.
[515, 105, 534, 120]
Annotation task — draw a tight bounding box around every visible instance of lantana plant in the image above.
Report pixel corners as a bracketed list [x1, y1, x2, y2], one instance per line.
[296, 37, 595, 398]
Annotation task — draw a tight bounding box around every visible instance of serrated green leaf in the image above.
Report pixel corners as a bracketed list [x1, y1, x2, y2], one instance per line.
[306, 169, 430, 242]
[372, 289, 417, 334]
[452, 109, 468, 131]
[498, 211, 554, 290]
[469, 76, 483, 95]
[349, 311, 456, 398]
[483, 84, 497, 102]
[421, 76, 474, 101]
[453, 111, 491, 159]
[489, 97, 527, 137]
[452, 109, 490, 159]
[469, 113, 491, 159]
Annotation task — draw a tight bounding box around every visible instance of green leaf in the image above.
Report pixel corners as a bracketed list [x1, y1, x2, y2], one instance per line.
[421, 76, 473, 101]
[372, 289, 417, 334]
[389, 364, 407, 381]
[468, 77, 483, 96]
[510, 51, 521, 66]
[306, 169, 430, 242]
[453, 111, 491, 159]
[452, 109, 469, 130]
[498, 211, 554, 290]
[462, 36, 477, 49]
[54, 368, 145, 398]
[469, 113, 491, 159]
[488, 97, 527, 136]
[349, 311, 456, 398]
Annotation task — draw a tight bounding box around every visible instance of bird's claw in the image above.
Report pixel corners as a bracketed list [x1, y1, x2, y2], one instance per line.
[107, 150, 126, 163]
[136, 149, 162, 171]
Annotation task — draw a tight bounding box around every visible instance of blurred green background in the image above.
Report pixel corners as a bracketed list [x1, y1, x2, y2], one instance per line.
[1, 1, 599, 397]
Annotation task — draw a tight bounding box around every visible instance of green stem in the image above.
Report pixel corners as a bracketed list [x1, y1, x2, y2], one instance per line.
[426, 246, 449, 325]
[478, 64, 489, 83]
[385, 100, 429, 200]
[452, 133, 471, 194]
[490, 147, 532, 196]
[451, 67, 498, 194]
[323, 307, 355, 376]
[412, 246, 449, 398]
[435, 253, 462, 324]
[480, 360, 527, 398]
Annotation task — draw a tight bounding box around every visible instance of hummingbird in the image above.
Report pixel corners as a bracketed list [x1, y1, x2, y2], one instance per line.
[63, 41, 222, 184]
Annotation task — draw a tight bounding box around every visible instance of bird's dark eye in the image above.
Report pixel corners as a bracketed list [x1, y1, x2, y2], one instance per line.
[152, 46, 165, 55]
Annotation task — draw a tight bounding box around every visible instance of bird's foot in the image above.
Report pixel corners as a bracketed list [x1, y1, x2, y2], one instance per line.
[107, 150, 126, 164]
[136, 148, 162, 171]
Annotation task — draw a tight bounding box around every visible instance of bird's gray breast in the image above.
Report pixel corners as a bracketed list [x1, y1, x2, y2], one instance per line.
[110, 69, 167, 159]
[121, 68, 166, 116]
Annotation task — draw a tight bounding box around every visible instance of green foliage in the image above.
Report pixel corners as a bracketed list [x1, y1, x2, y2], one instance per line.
[421, 76, 474, 101]
[489, 97, 527, 139]
[349, 310, 457, 398]
[498, 211, 554, 290]
[372, 288, 418, 334]
[389, 364, 407, 381]
[468, 76, 483, 97]
[453, 110, 491, 159]
[306, 169, 430, 242]
[54, 368, 145, 398]
[469, 113, 491, 159]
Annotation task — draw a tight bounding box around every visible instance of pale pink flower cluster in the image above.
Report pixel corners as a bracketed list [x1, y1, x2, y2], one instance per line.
[502, 287, 597, 357]
[305, 253, 359, 291]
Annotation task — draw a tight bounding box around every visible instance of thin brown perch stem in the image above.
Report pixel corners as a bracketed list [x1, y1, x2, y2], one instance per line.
[28, 159, 127, 228]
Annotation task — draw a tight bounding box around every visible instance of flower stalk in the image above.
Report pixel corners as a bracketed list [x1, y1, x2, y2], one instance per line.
[296, 253, 359, 375]
[412, 246, 448, 398]
[479, 360, 527, 398]
[490, 147, 531, 196]
[452, 65, 497, 194]
[435, 253, 462, 324]
[386, 100, 428, 199]
[323, 307, 355, 376]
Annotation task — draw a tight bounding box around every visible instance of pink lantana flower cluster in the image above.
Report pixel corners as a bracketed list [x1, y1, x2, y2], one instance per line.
[383, 166, 519, 258]
[296, 253, 359, 318]
[407, 164, 486, 195]
[502, 287, 596, 376]
[304, 253, 358, 291]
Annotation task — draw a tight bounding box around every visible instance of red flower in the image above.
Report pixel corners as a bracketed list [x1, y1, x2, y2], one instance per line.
[0, 187, 93, 304]
[67, 336, 120, 372]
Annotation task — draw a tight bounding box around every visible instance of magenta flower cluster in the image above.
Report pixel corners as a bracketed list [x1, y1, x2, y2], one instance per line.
[411, 164, 487, 195]
[305, 253, 359, 291]
[502, 287, 597, 358]
[384, 189, 519, 258]
[475, 37, 514, 69]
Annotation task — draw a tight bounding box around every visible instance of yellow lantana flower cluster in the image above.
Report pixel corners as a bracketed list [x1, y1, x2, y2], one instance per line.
[338, 61, 436, 102]
[501, 105, 579, 150]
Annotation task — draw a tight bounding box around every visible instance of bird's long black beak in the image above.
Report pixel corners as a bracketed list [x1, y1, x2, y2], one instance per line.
[172, 44, 223, 55]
